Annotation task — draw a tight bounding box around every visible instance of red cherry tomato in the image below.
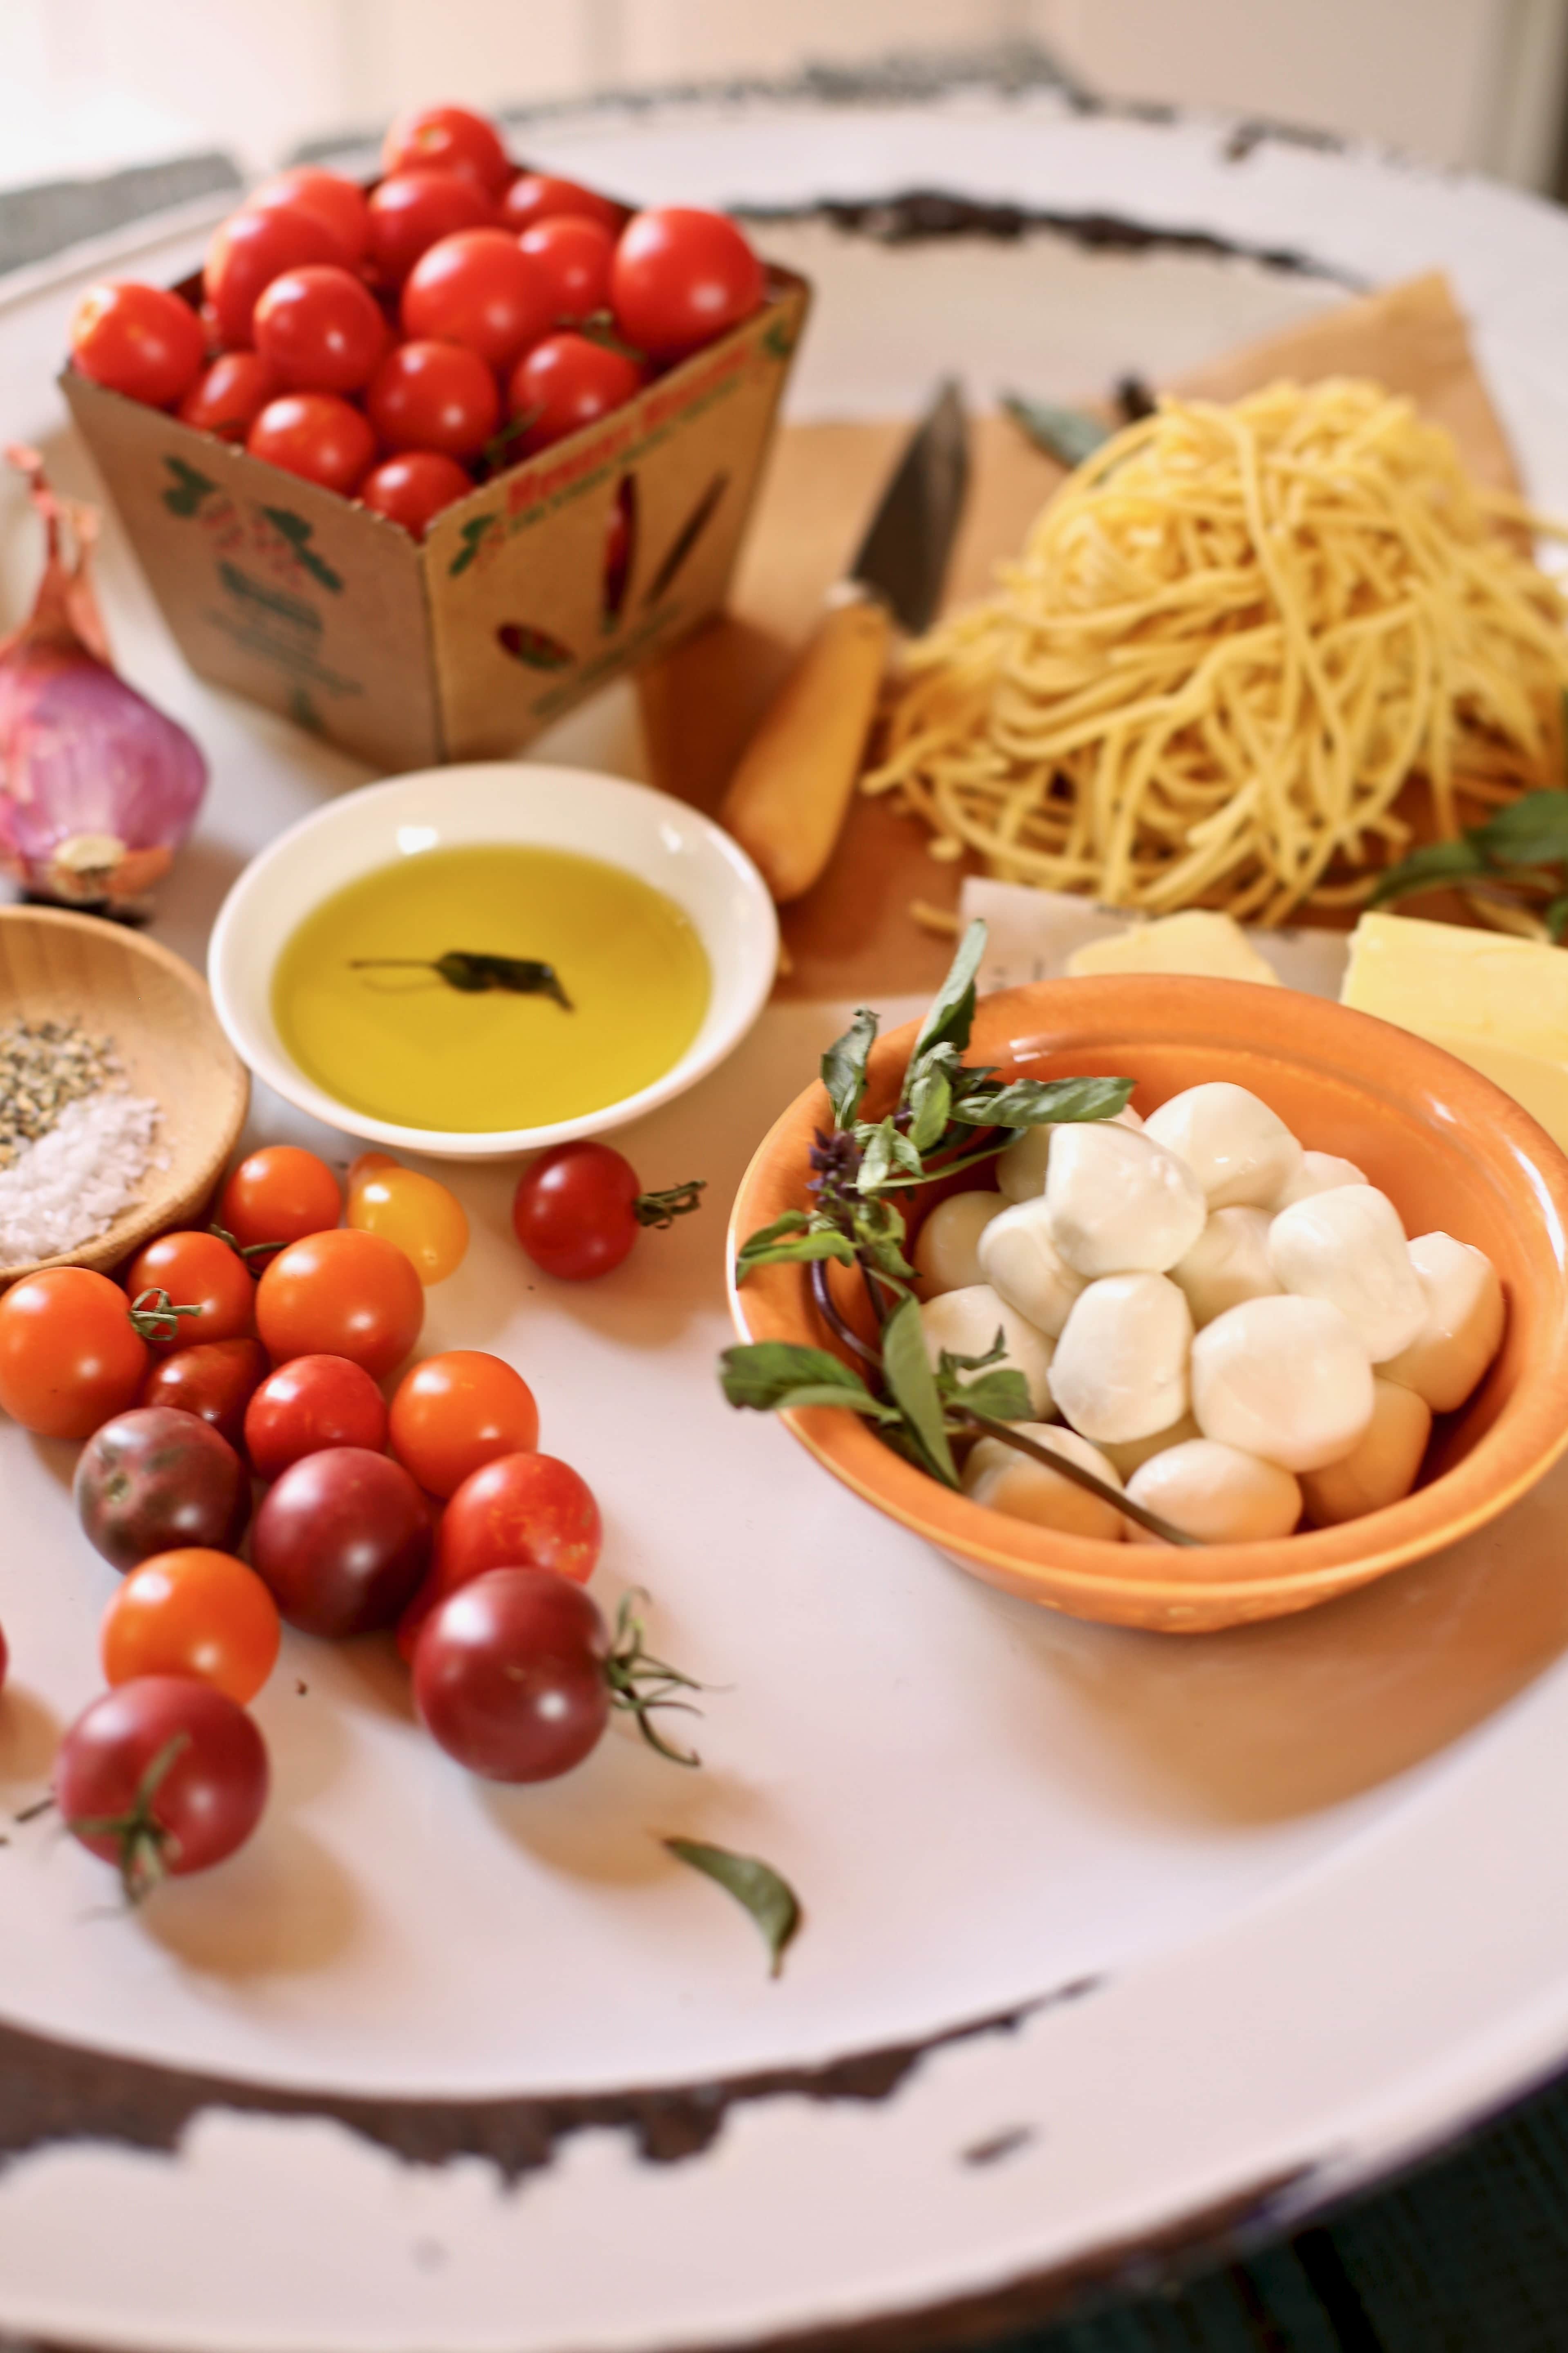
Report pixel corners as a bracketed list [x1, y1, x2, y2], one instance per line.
[365, 338, 499, 459]
[247, 168, 370, 264]
[217, 1146, 343, 1257]
[74, 1407, 250, 1574]
[501, 175, 624, 237]
[252, 1447, 432, 1637]
[56, 1676, 268, 1901]
[124, 1230, 256, 1355]
[610, 207, 764, 362]
[177, 350, 280, 441]
[437, 1450, 600, 1585]
[360, 452, 473, 538]
[69, 282, 205, 408]
[512, 1141, 643, 1279]
[381, 104, 513, 198]
[255, 1228, 424, 1380]
[204, 205, 342, 348]
[389, 1352, 539, 1500]
[102, 1548, 280, 1705]
[508, 333, 641, 454]
[0, 1267, 147, 1440]
[401, 230, 552, 372]
[253, 264, 388, 394]
[244, 1351, 389, 1480]
[140, 1337, 270, 1449]
[517, 217, 614, 325]
[413, 1569, 610, 1781]
[367, 170, 494, 285]
[246, 393, 377, 495]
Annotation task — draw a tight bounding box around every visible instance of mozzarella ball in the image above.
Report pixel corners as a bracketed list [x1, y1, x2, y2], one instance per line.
[963, 1423, 1126, 1542]
[1051, 1273, 1193, 1445]
[1143, 1082, 1302, 1210]
[1267, 1184, 1426, 1362]
[996, 1104, 1143, 1204]
[1126, 1440, 1302, 1546]
[1045, 1123, 1206, 1277]
[1170, 1206, 1282, 1328]
[1190, 1294, 1374, 1472]
[977, 1196, 1087, 1338]
[1098, 1411, 1202, 1479]
[913, 1192, 1005, 1298]
[1379, 1232, 1505, 1413]
[919, 1285, 1055, 1418]
[1272, 1150, 1369, 1210]
[1300, 1378, 1432, 1525]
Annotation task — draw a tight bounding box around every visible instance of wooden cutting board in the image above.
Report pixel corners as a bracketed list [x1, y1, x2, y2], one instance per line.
[636, 273, 1523, 1002]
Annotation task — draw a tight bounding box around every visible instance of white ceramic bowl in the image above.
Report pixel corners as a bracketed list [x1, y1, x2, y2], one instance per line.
[208, 763, 778, 1159]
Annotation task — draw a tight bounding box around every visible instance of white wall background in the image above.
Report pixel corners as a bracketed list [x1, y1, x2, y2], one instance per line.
[2, 0, 1566, 193]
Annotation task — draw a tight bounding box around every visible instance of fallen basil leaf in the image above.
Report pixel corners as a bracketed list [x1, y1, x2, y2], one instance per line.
[1549, 893, 1568, 943]
[821, 1006, 878, 1128]
[880, 1295, 958, 1487]
[662, 1838, 802, 1976]
[1473, 788, 1568, 871]
[1367, 836, 1488, 906]
[719, 1342, 877, 1414]
[951, 1074, 1134, 1127]
[1002, 392, 1112, 470]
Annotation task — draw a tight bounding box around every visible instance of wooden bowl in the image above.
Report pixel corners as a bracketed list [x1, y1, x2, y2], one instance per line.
[728, 976, 1568, 1633]
[0, 906, 248, 1288]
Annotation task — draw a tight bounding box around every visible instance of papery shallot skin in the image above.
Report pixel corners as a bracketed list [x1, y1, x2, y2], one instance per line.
[0, 446, 207, 913]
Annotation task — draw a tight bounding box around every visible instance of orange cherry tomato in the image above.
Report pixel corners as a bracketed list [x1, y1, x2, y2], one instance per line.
[389, 1351, 539, 1499]
[102, 1548, 280, 1705]
[0, 1268, 147, 1440]
[346, 1154, 469, 1284]
[124, 1230, 256, 1355]
[256, 1228, 423, 1380]
[217, 1146, 343, 1256]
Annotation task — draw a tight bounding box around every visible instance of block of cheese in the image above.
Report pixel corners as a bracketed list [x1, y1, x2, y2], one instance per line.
[1066, 910, 1279, 986]
[1341, 912, 1568, 1152]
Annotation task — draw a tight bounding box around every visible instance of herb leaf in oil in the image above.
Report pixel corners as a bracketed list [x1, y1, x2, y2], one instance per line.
[349, 952, 573, 1008]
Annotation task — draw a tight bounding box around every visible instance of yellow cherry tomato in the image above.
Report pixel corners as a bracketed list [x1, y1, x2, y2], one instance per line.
[346, 1154, 469, 1285]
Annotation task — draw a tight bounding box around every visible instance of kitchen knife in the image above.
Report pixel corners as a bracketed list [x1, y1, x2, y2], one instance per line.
[718, 378, 969, 904]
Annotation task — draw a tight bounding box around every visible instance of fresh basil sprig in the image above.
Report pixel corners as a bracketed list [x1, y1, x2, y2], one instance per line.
[1371, 782, 1568, 940]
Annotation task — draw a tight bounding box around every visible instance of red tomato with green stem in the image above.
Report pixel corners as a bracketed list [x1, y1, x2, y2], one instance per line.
[70, 282, 206, 408]
[0, 1267, 147, 1440]
[247, 168, 370, 264]
[389, 1352, 538, 1499]
[367, 170, 495, 285]
[55, 1676, 269, 1903]
[217, 1146, 343, 1258]
[501, 174, 624, 237]
[401, 230, 553, 372]
[253, 264, 388, 394]
[75, 1407, 250, 1573]
[609, 207, 764, 361]
[507, 333, 641, 455]
[243, 1351, 389, 1479]
[246, 393, 377, 495]
[381, 103, 513, 197]
[125, 1230, 256, 1355]
[252, 1447, 432, 1637]
[256, 1227, 423, 1380]
[360, 452, 474, 538]
[511, 1141, 704, 1279]
[366, 339, 499, 460]
[204, 205, 342, 348]
[102, 1548, 280, 1705]
[517, 217, 614, 324]
[177, 350, 280, 440]
[140, 1336, 270, 1448]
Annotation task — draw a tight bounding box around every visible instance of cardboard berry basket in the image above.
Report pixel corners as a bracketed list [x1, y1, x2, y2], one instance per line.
[60, 263, 810, 771]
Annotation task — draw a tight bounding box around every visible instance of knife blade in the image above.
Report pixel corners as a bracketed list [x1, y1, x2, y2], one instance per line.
[718, 380, 969, 904]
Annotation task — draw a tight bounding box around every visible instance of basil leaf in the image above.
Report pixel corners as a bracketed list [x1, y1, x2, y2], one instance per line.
[910, 918, 987, 1067]
[1367, 836, 1488, 906]
[906, 1060, 953, 1153]
[951, 1074, 1134, 1127]
[1473, 789, 1568, 871]
[1549, 894, 1568, 944]
[937, 1333, 1008, 1376]
[858, 1117, 923, 1193]
[719, 1342, 877, 1413]
[1001, 392, 1112, 470]
[879, 1295, 959, 1487]
[944, 1365, 1033, 1421]
[661, 1839, 802, 1976]
[734, 1228, 858, 1282]
[821, 1007, 878, 1129]
[852, 1196, 915, 1282]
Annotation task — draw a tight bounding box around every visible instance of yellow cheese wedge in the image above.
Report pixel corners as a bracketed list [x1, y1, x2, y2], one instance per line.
[1341, 911, 1568, 1152]
[1066, 909, 1279, 985]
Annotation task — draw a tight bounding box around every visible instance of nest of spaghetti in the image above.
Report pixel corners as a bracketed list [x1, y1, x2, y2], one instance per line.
[865, 378, 1568, 925]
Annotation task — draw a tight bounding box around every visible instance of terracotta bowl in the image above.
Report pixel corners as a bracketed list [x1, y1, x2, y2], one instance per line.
[727, 975, 1568, 1633]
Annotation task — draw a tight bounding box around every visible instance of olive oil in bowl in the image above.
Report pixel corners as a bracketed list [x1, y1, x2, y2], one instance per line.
[272, 844, 710, 1133]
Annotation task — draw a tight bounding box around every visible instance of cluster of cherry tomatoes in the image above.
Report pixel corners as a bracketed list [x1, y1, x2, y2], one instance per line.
[0, 1134, 704, 1903]
[67, 100, 767, 541]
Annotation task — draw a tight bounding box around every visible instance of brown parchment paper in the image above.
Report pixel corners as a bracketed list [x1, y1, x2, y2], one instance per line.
[636, 272, 1525, 1002]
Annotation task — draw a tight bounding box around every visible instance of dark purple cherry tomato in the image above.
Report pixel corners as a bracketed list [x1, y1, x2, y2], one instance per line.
[75, 1407, 249, 1574]
[139, 1337, 270, 1449]
[413, 1569, 610, 1782]
[55, 1675, 268, 1903]
[251, 1447, 431, 1637]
